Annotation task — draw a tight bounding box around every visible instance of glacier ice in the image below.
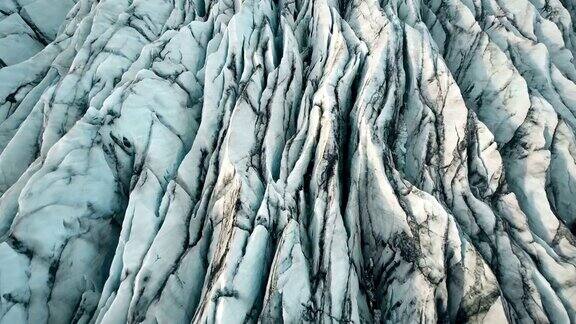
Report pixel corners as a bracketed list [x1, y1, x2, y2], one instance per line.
[0, 0, 576, 323]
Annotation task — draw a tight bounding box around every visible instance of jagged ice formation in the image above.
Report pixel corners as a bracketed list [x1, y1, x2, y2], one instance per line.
[0, 0, 576, 322]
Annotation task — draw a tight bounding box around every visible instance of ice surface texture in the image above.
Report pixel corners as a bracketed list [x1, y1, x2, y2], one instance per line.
[0, 0, 576, 323]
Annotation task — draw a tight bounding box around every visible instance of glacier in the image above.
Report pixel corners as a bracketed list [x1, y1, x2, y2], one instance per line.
[0, 0, 576, 323]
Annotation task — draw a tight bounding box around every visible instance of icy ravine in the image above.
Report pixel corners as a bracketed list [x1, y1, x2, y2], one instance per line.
[0, 0, 576, 323]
